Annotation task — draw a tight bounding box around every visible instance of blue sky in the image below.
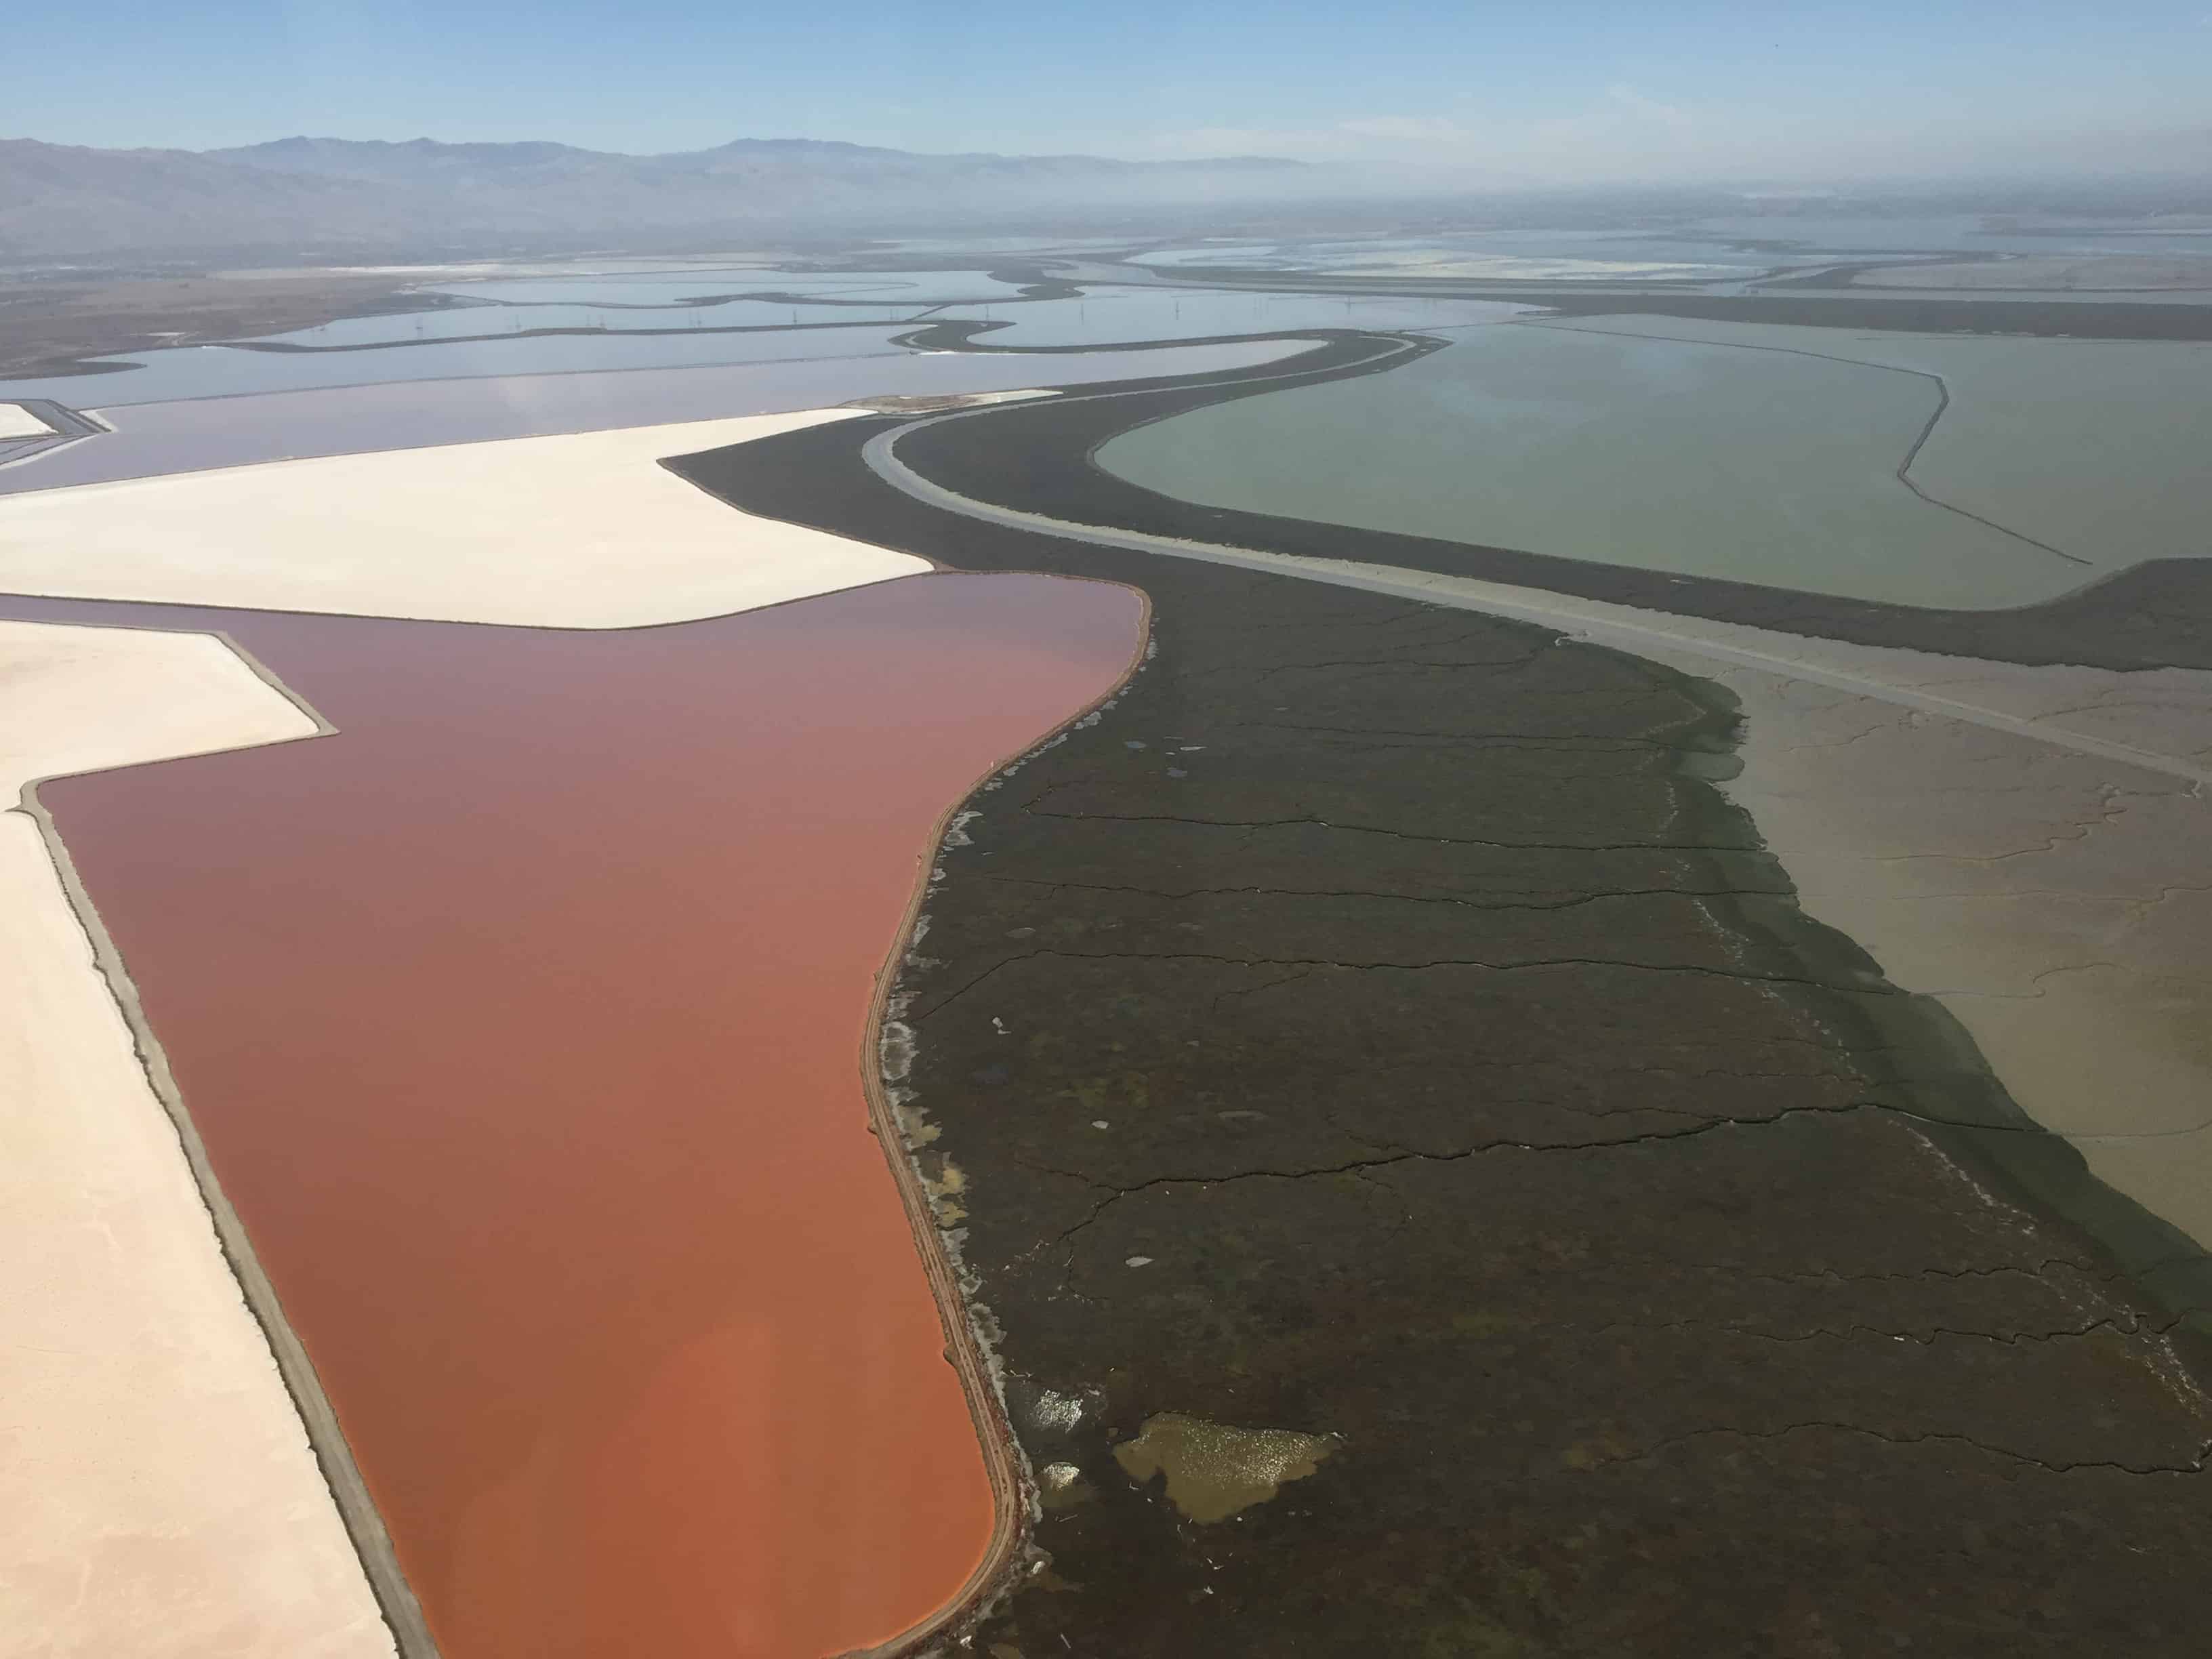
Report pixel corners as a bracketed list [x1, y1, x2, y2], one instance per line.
[13, 0, 2211, 180]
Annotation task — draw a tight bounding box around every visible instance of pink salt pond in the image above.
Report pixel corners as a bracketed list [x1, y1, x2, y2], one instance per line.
[22, 569, 1143, 1657]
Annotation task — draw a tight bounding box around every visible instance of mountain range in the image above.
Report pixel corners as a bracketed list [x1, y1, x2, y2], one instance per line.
[0, 135, 1313, 262]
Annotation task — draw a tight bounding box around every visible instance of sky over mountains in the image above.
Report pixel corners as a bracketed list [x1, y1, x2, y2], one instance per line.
[5, 123, 2207, 265]
[10, 0, 2211, 184]
[0, 136, 1320, 260]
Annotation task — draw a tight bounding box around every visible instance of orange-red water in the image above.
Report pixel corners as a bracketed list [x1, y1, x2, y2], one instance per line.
[20, 572, 1143, 1658]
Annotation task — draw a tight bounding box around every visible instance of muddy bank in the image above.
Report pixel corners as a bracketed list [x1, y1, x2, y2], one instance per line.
[669, 413, 2212, 1654]
[1704, 666, 2212, 1255]
[7, 572, 1143, 1659]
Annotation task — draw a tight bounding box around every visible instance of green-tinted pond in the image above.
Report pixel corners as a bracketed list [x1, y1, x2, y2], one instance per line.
[1096, 322, 2108, 609]
[1534, 315, 2212, 594]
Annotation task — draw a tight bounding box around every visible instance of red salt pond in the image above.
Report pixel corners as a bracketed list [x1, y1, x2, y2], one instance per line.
[12, 572, 1144, 1658]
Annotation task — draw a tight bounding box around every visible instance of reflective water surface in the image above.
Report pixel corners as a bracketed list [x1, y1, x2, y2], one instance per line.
[0, 339, 1308, 494]
[24, 571, 1145, 1658]
[1097, 322, 2126, 608]
[0, 324, 915, 407]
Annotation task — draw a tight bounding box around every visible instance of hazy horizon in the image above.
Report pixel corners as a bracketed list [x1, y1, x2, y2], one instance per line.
[14, 0, 2212, 190]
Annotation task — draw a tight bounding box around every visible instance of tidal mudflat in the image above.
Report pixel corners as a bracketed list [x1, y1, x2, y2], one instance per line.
[856, 332, 2212, 1257]
[669, 402, 2212, 1653]
[1097, 322, 2106, 609]
[1708, 664, 2212, 1252]
[951, 520, 2212, 1268]
[11, 569, 1143, 1658]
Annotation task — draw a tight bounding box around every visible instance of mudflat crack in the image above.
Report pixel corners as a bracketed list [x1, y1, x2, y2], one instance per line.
[1035, 1101, 2038, 1254]
[1584, 1422, 2212, 1478]
[1560, 1313, 2188, 1349]
[972, 874, 1759, 912]
[1183, 653, 1549, 678]
[1019, 802, 1754, 854]
[912, 946, 1887, 1024]
[1206, 966, 1316, 1017]
[1736, 1258, 2115, 1289]
[1229, 720, 1675, 750]
[1202, 607, 1475, 637]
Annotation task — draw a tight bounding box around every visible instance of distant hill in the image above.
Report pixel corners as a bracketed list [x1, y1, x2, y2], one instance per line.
[0, 138, 418, 259]
[0, 134, 1312, 261]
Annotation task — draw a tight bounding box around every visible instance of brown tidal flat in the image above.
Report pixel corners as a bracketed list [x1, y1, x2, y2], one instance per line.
[16, 571, 1144, 1658]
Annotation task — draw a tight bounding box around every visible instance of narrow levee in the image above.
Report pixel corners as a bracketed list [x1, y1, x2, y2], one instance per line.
[6, 570, 1145, 1659]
